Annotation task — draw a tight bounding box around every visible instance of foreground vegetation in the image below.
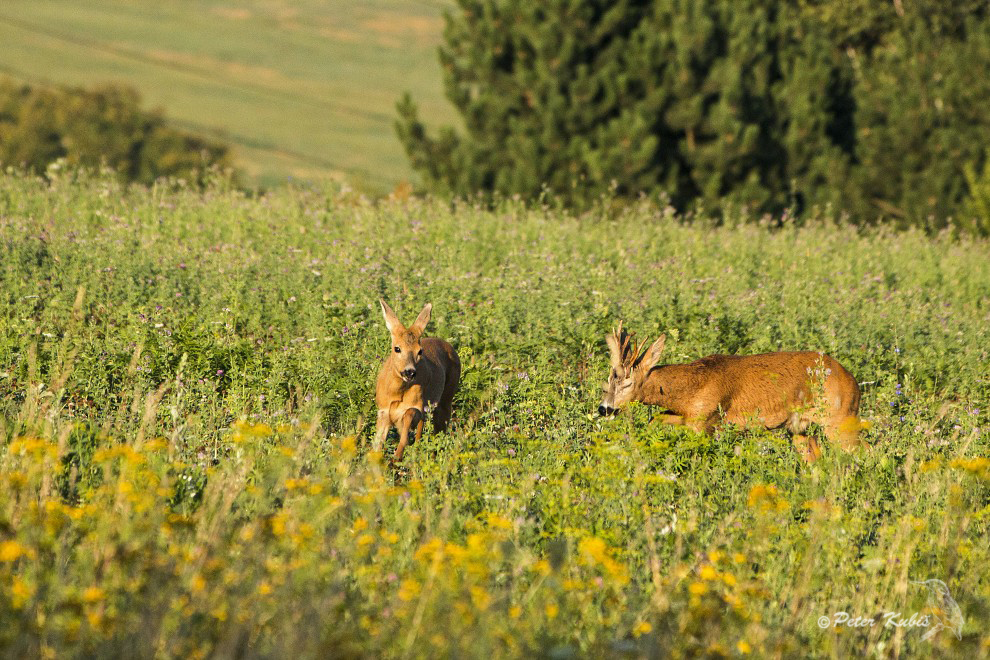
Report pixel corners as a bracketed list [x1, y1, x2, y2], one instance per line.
[1, 171, 989, 657]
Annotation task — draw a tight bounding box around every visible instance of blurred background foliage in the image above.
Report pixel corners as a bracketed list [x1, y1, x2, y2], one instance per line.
[0, 78, 231, 185]
[398, 0, 990, 233]
[1, 0, 989, 231]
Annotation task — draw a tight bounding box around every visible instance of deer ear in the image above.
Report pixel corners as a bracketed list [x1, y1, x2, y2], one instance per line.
[409, 302, 432, 335]
[638, 334, 666, 372]
[380, 299, 402, 334]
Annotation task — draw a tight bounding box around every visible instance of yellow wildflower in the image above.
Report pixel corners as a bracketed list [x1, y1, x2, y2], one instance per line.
[950, 457, 990, 480]
[633, 621, 652, 637]
[414, 538, 443, 563]
[86, 610, 103, 629]
[82, 586, 105, 603]
[143, 437, 168, 452]
[532, 560, 552, 576]
[747, 484, 789, 512]
[11, 577, 34, 609]
[688, 581, 708, 596]
[0, 540, 29, 562]
[699, 565, 718, 581]
[6, 471, 27, 489]
[470, 586, 492, 611]
[397, 579, 421, 602]
[485, 513, 513, 530]
[270, 514, 287, 537]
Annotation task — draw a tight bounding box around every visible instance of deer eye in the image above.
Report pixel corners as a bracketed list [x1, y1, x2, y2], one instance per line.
[418, 349, 423, 357]
[394, 346, 401, 353]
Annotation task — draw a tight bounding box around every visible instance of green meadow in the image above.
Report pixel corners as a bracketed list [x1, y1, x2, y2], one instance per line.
[0, 0, 455, 189]
[1, 171, 988, 656]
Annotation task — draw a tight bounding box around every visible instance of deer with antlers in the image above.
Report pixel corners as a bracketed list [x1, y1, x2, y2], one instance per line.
[598, 323, 865, 461]
[374, 300, 460, 462]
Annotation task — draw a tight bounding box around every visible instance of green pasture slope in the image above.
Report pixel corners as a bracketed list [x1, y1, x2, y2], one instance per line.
[0, 0, 454, 190]
[1, 171, 989, 657]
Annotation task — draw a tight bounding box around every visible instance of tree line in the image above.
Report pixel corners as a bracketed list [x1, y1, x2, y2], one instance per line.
[397, 0, 990, 233]
[0, 78, 231, 186]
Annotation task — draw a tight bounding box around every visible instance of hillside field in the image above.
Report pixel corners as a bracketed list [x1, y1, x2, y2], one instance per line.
[1, 171, 989, 657]
[0, 0, 454, 190]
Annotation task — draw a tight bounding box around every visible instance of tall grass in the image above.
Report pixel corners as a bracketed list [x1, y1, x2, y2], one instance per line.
[1, 170, 988, 657]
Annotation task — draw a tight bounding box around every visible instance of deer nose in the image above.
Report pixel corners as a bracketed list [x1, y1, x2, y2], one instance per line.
[598, 405, 615, 416]
[402, 368, 416, 379]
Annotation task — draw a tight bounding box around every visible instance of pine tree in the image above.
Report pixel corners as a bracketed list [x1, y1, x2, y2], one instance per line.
[850, 14, 990, 228]
[397, 0, 856, 213]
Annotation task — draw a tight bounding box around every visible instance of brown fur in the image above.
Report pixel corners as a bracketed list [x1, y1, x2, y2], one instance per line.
[600, 325, 865, 462]
[374, 300, 460, 462]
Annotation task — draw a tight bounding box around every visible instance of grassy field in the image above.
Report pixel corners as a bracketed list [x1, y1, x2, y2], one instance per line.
[1, 170, 989, 657]
[0, 0, 454, 190]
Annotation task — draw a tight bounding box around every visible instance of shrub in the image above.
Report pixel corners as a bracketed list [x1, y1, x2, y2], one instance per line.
[0, 78, 232, 185]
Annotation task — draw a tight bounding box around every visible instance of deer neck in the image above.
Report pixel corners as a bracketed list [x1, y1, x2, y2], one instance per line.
[381, 358, 411, 394]
[638, 366, 676, 409]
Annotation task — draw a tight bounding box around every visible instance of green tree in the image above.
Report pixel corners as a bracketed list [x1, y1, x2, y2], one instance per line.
[850, 15, 990, 228]
[399, 0, 990, 232]
[962, 157, 990, 237]
[397, 0, 857, 213]
[797, 0, 988, 54]
[0, 78, 231, 185]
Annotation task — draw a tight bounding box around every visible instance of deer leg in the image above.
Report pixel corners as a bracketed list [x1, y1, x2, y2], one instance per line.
[432, 404, 451, 434]
[792, 434, 822, 462]
[394, 408, 422, 462]
[682, 412, 719, 434]
[413, 414, 425, 445]
[373, 409, 391, 451]
[434, 361, 460, 434]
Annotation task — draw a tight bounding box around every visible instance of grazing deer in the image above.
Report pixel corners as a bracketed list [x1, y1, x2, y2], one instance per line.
[598, 323, 864, 462]
[374, 300, 460, 462]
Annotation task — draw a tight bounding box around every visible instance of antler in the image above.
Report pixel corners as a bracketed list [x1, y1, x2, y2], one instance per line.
[606, 321, 626, 368]
[608, 321, 641, 370]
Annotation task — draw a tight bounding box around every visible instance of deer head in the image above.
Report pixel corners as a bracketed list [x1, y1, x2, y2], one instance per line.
[599, 322, 666, 415]
[380, 299, 432, 383]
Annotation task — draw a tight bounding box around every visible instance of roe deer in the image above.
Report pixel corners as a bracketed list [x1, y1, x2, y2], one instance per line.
[598, 323, 865, 462]
[374, 299, 460, 462]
